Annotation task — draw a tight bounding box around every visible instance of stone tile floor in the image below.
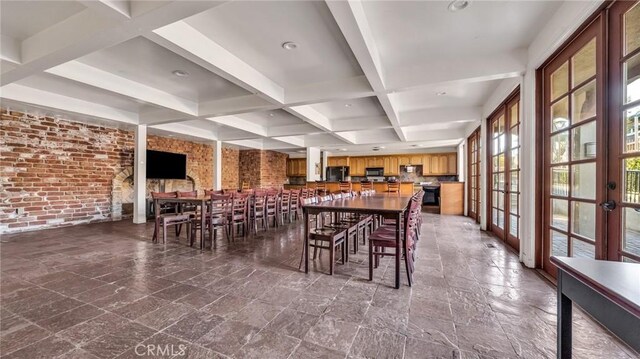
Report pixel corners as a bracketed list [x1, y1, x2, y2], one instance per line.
[0, 214, 637, 358]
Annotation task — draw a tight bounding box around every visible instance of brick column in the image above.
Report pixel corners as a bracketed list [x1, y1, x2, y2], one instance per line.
[133, 125, 147, 224]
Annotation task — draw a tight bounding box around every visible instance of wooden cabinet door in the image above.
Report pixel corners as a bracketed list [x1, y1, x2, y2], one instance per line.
[350, 158, 364, 176]
[299, 159, 307, 176]
[447, 153, 457, 174]
[398, 156, 410, 165]
[287, 159, 294, 176]
[430, 156, 441, 174]
[409, 155, 423, 165]
[389, 157, 399, 175]
[439, 155, 448, 174]
[422, 155, 431, 174]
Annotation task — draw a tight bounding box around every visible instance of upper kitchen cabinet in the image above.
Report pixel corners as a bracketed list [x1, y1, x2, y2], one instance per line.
[350, 157, 366, 176]
[286, 158, 307, 176]
[366, 157, 384, 167]
[327, 156, 349, 167]
[383, 156, 399, 176]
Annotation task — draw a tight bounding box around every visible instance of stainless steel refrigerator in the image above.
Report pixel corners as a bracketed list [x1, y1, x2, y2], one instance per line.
[326, 166, 349, 181]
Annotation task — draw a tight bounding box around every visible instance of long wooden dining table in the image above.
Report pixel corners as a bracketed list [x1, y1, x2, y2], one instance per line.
[302, 194, 414, 289]
[153, 196, 210, 247]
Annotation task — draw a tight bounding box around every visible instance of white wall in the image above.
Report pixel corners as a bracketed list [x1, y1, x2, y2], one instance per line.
[478, 0, 603, 267]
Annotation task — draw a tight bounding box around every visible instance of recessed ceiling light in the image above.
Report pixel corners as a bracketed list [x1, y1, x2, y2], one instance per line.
[297, 150, 306, 153]
[344, 103, 352, 108]
[339, 148, 347, 152]
[436, 91, 447, 96]
[448, 0, 470, 12]
[172, 70, 189, 77]
[281, 41, 298, 50]
[269, 113, 275, 117]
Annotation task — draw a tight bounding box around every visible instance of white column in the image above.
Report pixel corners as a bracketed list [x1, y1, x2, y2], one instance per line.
[306, 147, 321, 181]
[212, 141, 222, 190]
[133, 124, 147, 224]
[322, 150, 328, 180]
[520, 67, 537, 267]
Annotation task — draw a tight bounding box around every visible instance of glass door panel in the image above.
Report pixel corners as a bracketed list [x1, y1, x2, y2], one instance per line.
[467, 127, 481, 223]
[488, 92, 520, 250]
[542, 14, 604, 277]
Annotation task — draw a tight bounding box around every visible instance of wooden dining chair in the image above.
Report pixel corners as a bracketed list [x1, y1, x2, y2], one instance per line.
[339, 181, 352, 193]
[298, 197, 347, 275]
[191, 194, 231, 249]
[151, 192, 192, 246]
[387, 181, 400, 194]
[289, 190, 301, 221]
[251, 193, 268, 233]
[229, 194, 249, 238]
[368, 197, 419, 286]
[279, 190, 291, 224]
[205, 189, 224, 196]
[265, 193, 278, 228]
[360, 181, 373, 191]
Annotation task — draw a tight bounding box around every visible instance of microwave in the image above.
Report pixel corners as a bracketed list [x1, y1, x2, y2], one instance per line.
[365, 167, 385, 176]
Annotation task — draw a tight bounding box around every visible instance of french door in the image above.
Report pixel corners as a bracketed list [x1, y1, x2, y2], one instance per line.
[467, 127, 481, 223]
[609, 1, 640, 263]
[488, 91, 521, 251]
[541, 1, 640, 277]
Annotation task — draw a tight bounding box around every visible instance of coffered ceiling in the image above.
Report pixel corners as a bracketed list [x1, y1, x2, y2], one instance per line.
[0, 0, 562, 156]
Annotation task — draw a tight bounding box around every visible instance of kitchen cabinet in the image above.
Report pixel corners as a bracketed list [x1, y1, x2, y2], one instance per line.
[350, 157, 366, 176]
[286, 158, 306, 176]
[397, 156, 410, 165]
[447, 153, 457, 174]
[383, 156, 399, 176]
[327, 156, 349, 167]
[366, 157, 384, 167]
[409, 155, 423, 166]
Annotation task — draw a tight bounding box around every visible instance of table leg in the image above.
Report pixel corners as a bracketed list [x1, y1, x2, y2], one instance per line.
[395, 212, 401, 289]
[557, 271, 572, 358]
[154, 199, 160, 243]
[304, 210, 309, 273]
[200, 200, 205, 249]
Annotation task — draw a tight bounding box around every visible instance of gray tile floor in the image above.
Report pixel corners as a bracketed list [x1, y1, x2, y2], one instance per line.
[0, 214, 637, 358]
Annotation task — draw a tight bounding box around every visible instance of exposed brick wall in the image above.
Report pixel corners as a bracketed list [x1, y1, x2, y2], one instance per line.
[238, 150, 262, 188]
[146, 135, 213, 191]
[0, 109, 134, 234]
[221, 147, 239, 189]
[237, 149, 287, 189]
[261, 150, 288, 188]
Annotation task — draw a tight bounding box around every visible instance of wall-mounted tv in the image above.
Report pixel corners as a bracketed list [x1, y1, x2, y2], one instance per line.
[146, 150, 187, 179]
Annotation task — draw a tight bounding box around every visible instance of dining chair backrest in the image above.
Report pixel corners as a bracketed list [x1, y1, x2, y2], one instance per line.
[151, 191, 177, 199]
[387, 182, 400, 193]
[210, 194, 231, 215]
[177, 190, 198, 198]
[360, 181, 373, 191]
[339, 181, 351, 192]
[320, 195, 332, 202]
[205, 189, 225, 196]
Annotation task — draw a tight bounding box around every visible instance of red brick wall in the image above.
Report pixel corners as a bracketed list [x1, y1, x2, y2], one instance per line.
[238, 150, 262, 188]
[221, 147, 239, 189]
[0, 109, 134, 233]
[146, 135, 213, 190]
[236, 149, 287, 189]
[261, 150, 288, 188]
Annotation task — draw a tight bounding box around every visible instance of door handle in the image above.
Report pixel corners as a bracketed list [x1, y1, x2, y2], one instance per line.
[599, 200, 616, 212]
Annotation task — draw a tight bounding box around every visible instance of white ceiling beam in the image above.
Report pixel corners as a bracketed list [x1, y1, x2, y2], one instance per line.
[284, 75, 374, 105]
[139, 108, 194, 126]
[1, 35, 21, 64]
[399, 106, 482, 127]
[325, 0, 406, 141]
[271, 136, 305, 147]
[267, 124, 321, 137]
[149, 122, 218, 141]
[331, 115, 392, 132]
[79, 0, 131, 20]
[387, 50, 526, 92]
[46, 61, 198, 116]
[199, 94, 277, 118]
[403, 128, 466, 142]
[207, 116, 267, 137]
[0, 84, 138, 124]
[224, 139, 265, 150]
[148, 22, 285, 104]
[286, 105, 355, 145]
[1, 1, 225, 86]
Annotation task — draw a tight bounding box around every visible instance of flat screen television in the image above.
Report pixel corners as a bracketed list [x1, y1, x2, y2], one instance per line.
[146, 150, 187, 179]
